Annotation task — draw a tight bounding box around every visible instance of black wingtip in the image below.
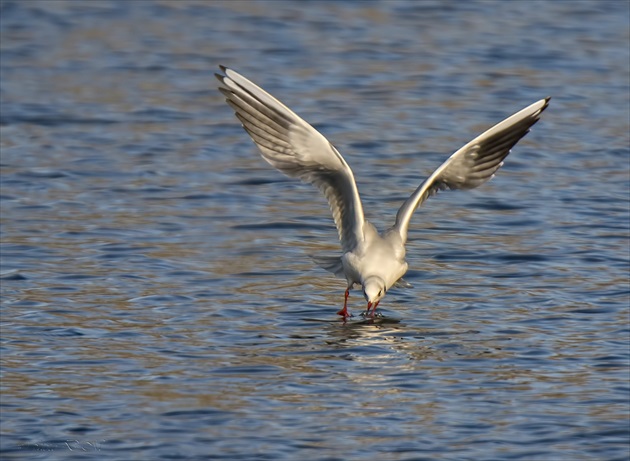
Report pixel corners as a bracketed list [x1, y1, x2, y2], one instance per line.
[536, 97, 551, 115]
[216, 65, 228, 82]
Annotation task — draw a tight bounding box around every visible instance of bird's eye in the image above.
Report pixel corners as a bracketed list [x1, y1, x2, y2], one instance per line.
[378, 290, 382, 297]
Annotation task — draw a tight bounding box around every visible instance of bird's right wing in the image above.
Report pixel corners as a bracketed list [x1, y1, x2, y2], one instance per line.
[393, 98, 550, 244]
[216, 66, 366, 253]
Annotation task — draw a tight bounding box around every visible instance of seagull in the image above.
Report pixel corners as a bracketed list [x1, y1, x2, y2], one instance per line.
[216, 66, 550, 319]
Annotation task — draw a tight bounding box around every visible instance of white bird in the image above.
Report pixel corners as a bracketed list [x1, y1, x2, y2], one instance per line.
[216, 66, 550, 319]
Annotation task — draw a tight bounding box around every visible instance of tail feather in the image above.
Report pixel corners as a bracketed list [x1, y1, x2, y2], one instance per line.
[311, 255, 345, 278]
[394, 278, 413, 289]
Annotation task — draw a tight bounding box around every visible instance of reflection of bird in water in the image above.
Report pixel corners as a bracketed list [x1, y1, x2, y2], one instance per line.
[217, 66, 549, 320]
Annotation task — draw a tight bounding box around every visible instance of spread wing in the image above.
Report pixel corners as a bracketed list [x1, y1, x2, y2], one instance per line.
[393, 97, 550, 244]
[216, 66, 366, 253]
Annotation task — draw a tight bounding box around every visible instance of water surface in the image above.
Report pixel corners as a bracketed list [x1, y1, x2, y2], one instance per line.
[1, 1, 629, 460]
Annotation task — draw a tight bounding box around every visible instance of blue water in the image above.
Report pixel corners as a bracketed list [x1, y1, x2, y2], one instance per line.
[1, 1, 629, 460]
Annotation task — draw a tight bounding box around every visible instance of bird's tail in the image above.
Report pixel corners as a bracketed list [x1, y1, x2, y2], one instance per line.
[310, 255, 345, 279]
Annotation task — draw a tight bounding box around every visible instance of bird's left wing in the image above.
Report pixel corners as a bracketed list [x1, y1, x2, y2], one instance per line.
[393, 97, 550, 244]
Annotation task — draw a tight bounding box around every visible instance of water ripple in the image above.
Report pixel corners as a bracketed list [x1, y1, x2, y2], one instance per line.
[1, 1, 628, 460]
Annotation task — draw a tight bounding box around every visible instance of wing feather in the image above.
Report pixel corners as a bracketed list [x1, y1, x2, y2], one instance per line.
[393, 97, 550, 243]
[217, 66, 366, 252]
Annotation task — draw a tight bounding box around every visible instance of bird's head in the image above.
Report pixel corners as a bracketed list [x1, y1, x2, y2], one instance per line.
[363, 276, 386, 308]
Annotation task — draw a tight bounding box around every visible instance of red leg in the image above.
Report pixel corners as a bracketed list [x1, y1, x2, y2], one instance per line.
[337, 288, 350, 318]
